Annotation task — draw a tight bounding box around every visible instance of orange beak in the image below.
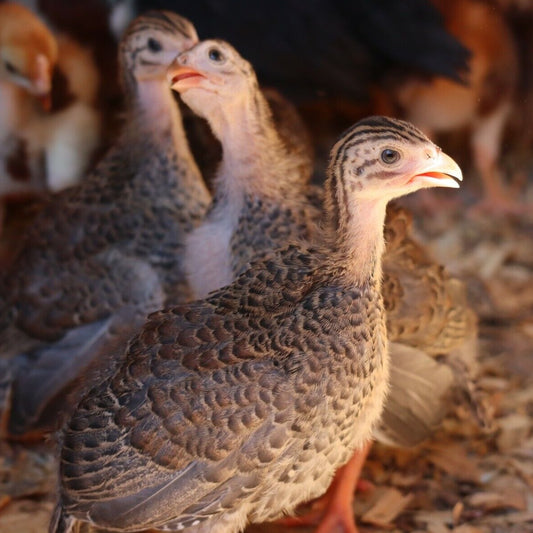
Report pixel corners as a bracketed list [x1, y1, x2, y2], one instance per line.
[32, 54, 53, 111]
[167, 65, 206, 91]
[409, 151, 463, 189]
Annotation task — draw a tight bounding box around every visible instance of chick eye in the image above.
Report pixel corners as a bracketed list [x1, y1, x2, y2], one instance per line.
[147, 38, 162, 52]
[381, 149, 400, 164]
[4, 60, 18, 74]
[208, 47, 224, 62]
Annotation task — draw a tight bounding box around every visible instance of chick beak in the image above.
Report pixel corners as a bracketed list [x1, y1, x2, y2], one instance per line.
[409, 150, 463, 189]
[167, 63, 205, 91]
[33, 54, 52, 111]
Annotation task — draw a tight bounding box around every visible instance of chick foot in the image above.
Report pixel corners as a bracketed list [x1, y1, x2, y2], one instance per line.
[276, 441, 372, 532]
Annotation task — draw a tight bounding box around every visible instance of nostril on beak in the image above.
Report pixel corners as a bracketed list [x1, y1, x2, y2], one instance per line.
[180, 55, 188, 65]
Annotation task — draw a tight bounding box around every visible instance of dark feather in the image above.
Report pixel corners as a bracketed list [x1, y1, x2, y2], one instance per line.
[112, 0, 470, 100]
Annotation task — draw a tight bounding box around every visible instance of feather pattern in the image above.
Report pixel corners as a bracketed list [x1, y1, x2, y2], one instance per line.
[51, 114, 462, 532]
[0, 11, 209, 436]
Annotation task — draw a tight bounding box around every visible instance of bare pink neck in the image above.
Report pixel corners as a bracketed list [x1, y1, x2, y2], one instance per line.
[324, 178, 388, 285]
[209, 92, 302, 199]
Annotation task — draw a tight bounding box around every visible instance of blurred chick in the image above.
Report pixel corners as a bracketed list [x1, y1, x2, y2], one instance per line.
[0, 10, 207, 440]
[377, 0, 520, 213]
[0, 2, 100, 231]
[0, 2, 56, 195]
[26, 30, 101, 192]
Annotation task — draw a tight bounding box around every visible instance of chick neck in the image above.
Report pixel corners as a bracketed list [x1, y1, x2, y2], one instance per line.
[323, 168, 388, 286]
[206, 87, 305, 203]
[123, 75, 203, 188]
[127, 76, 183, 139]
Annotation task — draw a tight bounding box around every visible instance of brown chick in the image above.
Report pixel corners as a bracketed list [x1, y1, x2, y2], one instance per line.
[31, 30, 101, 192]
[378, 204, 487, 446]
[168, 40, 482, 533]
[50, 115, 462, 533]
[0, 11, 208, 439]
[383, 204, 475, 356]
[381, 0, 519, 214]
[0, 3, 57, 96]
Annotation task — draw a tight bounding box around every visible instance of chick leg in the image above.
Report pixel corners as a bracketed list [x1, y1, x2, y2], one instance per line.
[314, 442, 371, 533]
[277, 441, 372, 532]
[471, 103, 526, 214]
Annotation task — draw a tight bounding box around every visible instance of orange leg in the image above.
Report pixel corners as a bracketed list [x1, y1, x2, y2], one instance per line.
[278, 441, 372, 532]
[470, 106, 528, 216]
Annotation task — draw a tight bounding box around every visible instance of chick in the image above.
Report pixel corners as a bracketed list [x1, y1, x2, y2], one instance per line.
[0, 2, 100, 231]
[25, 30, 101, 192]
[168, 40, 483, 533]
[50, 116, 462, 533]
[0, 10, 207, 438]
[0, 2, 56, 197]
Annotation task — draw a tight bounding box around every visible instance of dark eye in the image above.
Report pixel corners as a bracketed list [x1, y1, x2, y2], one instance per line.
[381, 149, 400, 164]
[147, 38, 162, 52]
[4, 60, 18, 74]
[208, 47, 224, 62]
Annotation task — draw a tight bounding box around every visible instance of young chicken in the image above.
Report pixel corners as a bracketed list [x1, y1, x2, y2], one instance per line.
[25, 30, 101, 192]
[107, 0, 470, 98]
[171, 41, 316, 299]
[0, 2, 57, 198]
[0, 2, 100, 241]
[0, 2, 101, 232]
[385, 0, 519, 213]
[168, 40, 479, 533]
[50, 116, 462, 533]
[0, 11, 209, 438]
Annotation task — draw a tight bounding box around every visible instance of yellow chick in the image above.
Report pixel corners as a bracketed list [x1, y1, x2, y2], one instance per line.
[0, 2, 100, 233]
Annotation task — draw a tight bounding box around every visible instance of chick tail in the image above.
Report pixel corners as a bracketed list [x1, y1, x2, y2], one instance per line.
[375, 342, 454, 448]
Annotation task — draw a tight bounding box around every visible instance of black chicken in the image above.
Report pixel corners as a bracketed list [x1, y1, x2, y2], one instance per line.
[106, 0, 470, 102]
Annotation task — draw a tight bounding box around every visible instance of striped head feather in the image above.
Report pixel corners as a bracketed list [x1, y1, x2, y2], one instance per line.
[325, 116, 462, 229]
[119, 10, 198, 87]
